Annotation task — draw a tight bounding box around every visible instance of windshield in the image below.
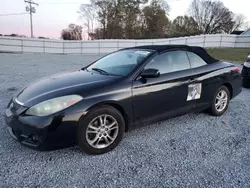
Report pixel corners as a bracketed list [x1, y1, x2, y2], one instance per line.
[86, 49, 153, 76]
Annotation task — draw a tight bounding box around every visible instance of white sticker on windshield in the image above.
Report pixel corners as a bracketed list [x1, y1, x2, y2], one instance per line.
[187, 83, 202, 101]
[134, 51, 150, 56]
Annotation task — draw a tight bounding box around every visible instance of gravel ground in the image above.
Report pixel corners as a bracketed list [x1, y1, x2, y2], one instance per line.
[0, 53, 250, 188]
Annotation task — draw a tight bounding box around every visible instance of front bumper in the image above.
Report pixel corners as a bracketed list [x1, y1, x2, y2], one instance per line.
[241, 66, 250, 88]
[4, 106, 81, 150]
[241, 65, 250, 78]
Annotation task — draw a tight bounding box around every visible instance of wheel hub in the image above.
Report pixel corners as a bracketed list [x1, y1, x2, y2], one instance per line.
[99, 127, 107, 134]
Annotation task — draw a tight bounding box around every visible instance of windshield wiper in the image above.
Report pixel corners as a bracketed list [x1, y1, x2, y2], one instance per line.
[91, 68, 109, 75]
[81, 67, 88, 71]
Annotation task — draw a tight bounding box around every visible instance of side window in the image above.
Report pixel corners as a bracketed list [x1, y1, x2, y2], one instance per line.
[144, 51, 191, 74]
[187, 52, 207, 68]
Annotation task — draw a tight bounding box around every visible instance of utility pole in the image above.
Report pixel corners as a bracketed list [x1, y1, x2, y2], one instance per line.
[24, 0, 38, 38]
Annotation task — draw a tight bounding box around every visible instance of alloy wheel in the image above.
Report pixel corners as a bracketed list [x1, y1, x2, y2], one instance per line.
[215, 90, 228, 112]
[86, 114, 119, 149]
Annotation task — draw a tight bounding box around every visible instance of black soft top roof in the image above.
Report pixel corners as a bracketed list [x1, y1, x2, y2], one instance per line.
[124, 45, 218, 64]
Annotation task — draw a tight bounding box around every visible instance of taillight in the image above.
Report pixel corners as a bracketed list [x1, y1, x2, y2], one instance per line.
[233, 67, 240, 73]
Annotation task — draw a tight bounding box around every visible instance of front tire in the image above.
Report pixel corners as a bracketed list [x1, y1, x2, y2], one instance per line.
[209, 86, 230, 116]
[77, 105, 125, 155]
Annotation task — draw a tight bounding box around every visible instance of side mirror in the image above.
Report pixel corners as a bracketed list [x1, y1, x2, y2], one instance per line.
[141, 68, 160, 78]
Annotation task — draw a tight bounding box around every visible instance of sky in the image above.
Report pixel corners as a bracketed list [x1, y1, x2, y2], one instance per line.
[0, 0, 250, 39]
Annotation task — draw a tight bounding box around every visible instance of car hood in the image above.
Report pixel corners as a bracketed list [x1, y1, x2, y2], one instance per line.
[16, 70, 116, 107]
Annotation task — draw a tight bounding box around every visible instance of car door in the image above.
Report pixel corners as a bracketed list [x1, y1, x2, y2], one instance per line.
[186, 51, 221, 108]
[132, 50, 198, 123]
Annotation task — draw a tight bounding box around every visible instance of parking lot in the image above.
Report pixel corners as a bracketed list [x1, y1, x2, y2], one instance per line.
[0, 53, 250, 187]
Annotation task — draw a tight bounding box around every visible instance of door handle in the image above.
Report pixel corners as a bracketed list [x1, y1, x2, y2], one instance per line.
[189, 78, 195, 83]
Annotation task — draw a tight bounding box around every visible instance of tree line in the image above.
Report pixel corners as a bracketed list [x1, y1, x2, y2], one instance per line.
[61, 0, 247, 40]
[0, 33, 49, 39]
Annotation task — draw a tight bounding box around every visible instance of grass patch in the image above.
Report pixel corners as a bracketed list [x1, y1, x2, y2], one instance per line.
[206, 48, 250, 63]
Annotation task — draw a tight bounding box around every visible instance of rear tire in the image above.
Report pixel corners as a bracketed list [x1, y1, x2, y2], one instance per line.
[77, 105, 125, 155]
[209, 86, 230, 116]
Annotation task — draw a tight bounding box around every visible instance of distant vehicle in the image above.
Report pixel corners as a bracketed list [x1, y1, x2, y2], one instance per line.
[4, 45, 242, 155]
[241, 55, 250, 88]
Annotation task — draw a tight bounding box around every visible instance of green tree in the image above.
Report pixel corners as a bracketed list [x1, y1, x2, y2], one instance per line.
[84, 0, 172, 39]
[171, 16, 201, 37]
[92, 0, 149, 39]
[121, 0, 148, 38]
[142, 0, 170, 38]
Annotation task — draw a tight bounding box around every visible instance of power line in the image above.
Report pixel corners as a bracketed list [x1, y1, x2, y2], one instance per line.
[24, 0, 39, 38]
[45, 3, 83, 4]
[38, 1, 85, 4]
[0, 13, 28, 16]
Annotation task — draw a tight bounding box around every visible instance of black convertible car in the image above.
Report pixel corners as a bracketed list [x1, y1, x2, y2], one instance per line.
[241, 55, 250, 88]
[4, 45, 242, 154]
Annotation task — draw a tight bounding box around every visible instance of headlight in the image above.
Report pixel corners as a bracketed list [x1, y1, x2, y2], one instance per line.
[26, 95, 83, 116]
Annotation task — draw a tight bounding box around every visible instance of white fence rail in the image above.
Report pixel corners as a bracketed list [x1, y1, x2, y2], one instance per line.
[0, 34, 249, 54]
